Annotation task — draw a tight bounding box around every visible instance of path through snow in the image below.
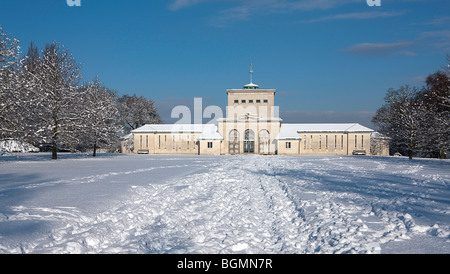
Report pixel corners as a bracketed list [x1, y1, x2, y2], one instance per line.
[0, 154, 449, 253]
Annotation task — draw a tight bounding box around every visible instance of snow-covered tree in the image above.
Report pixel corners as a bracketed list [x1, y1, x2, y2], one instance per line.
[419, 70, 450, 158]
[117, 94, 162, 133]
[78, 78, 120, 156]
[0, 26, 24, 140]
[373, 86, 428, 159]
[24, 41, 83, 159]
[373, 58, 449, 159]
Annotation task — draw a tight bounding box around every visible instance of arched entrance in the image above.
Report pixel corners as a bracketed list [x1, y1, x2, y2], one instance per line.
[259, 129, 270, 154]
[244, 129, 255, 154]
[229, 129, 240, 155]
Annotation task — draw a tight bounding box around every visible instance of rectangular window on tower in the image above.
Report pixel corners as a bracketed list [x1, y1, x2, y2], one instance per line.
[286, 142, 291, 149]
[207, 142, 213, 148]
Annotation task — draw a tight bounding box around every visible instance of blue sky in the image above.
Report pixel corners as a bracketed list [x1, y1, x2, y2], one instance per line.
[1, 0, 449, 126]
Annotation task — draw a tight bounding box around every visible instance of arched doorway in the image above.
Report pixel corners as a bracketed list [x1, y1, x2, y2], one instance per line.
[229, 129, 240, 155]
[244, 129, 255, 154]
[259, 129, 270, 154]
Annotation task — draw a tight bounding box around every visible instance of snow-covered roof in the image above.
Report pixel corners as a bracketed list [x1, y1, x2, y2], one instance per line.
[276, 124, 303, 140]
[289, 123, 374, 133]
[243, 82, 259, 89]
[276, 123, 374, 140]
[132, 124, 207, 133]
[197, 125, 223, 140]
[132, 124, 223, 140]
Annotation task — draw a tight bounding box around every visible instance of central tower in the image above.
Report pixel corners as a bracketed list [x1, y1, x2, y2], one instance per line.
[216, 64, 281, 154]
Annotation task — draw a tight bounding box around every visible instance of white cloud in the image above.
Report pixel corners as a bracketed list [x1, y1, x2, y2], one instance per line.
[343, 41, 415, 57]
[169, 0, 363, 24]
[168, 0, 211, 11]
[305, 11, 405, 23]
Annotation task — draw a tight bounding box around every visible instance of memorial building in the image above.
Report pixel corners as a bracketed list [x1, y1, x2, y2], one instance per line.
[130, 66, 389, 156]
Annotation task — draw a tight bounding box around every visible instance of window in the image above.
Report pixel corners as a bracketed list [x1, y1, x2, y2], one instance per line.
[249, 100, 254, 103]
[326, 135, 328, 149]
[244, 129, 255, 153]
[146, 135, 148, 148]
[319, 135, 322, 149]
[241, 100, 246, 103]
[334, 135, 337, 149]
[355, 135, 357, 148]
[234, 100, 239, 104]
[341, 135, 344, 149]
[158, 136, 161, 149]
[286, 142, 291, 149]
[362, 135, 364, 148]
[311, 135, 313, 149]
[207, 142, 213, 148]
[256, 99, 261, 103]
[304, 135, 307, 149]
[140, 136, 143, 148]
[263, 99, 268, 103]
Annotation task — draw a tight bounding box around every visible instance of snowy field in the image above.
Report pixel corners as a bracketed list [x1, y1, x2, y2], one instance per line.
[0, 153, 449, 254]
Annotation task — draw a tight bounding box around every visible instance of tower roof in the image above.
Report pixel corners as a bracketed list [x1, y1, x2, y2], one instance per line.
[243, 63, 259, 89]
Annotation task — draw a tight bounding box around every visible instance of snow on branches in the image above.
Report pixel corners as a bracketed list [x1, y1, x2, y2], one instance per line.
[0, 26, 161, 158]
[373, 61, 450, 159]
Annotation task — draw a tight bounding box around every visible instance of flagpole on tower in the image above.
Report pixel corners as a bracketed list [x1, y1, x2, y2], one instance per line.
[243, 63, 259, 89]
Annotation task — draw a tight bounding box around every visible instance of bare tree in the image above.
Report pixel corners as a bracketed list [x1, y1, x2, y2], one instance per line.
[373, 57, 449, 160]
[117, 94, 162, 133]
[419, 70, 450, 158]
[79, 78, 120, 156]
[373, 86, 427, 159]
[24, 41, 83, 159]
[0, 26, 24, 140]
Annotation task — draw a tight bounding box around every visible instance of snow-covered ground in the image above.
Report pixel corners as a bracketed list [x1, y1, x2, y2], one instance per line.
[0, 153, 449, 254]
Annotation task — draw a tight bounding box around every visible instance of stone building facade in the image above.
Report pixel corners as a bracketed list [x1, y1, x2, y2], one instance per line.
[130, 68, 389, 156]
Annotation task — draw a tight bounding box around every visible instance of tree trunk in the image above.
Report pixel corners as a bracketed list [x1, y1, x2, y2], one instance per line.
[93, 143, 97, 157]
[52, 144, 58, 160]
